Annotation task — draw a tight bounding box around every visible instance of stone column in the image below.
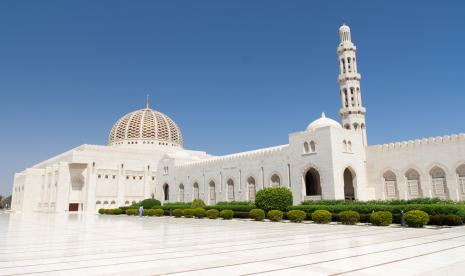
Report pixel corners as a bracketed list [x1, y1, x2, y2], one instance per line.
[55, 162, 70, 213]
[85, 162, 97, 213]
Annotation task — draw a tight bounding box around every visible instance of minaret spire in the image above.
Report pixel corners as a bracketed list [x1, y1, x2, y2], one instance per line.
[337, 24, 367, 146]
[146, 94, 150, 109]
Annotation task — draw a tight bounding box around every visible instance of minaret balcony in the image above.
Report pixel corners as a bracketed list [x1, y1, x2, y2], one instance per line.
[338, 73, 361, 83]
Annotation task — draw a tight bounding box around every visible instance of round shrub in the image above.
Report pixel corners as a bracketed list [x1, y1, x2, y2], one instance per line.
[98, 209, 105, 214]
[287, 210, 306, 223]
[206, 209, 219, 219]
[255, 187, 293, 212]
[140, 198, 161, 209]
[173, 209, 184, 218]
[339, 211, 360, 225]
[191, 199, 206, 208]
[145, 209, 155, 216]
[153, 208, 164, 217]
[183, 208, 195, 218]
[194, 208, 206, 218]
[112, 208, 123, 215]
[370, 211, 393, 226]
[404, 210, 429, 228]
[249, 209, 266, 221]
[125, 209, 138, 216]
[267, 210, 284, 222]
[312, 210, 332, 224]
[220, 209, 234, 220]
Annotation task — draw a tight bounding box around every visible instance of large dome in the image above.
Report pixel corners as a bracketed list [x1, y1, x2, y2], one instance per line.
[307, 112, 342, 131]
[108, 102, 183, 147]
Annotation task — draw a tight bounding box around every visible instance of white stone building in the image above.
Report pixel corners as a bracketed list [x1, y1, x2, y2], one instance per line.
[11, 24, 465, 213]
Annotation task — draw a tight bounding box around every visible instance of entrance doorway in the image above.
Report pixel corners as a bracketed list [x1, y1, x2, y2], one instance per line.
[343, 168, 355, 200]
[68, 203, 79, 212]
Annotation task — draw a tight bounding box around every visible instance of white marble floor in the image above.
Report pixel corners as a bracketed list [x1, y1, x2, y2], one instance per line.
[1, 213, 465, 275]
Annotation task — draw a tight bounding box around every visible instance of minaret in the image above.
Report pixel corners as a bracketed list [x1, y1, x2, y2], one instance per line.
[337, 24, 367, 146]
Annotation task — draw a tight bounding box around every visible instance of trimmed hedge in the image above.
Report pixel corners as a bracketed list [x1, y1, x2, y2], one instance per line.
[404, 210, 429, 227]
[370, 211, 393, 226]
[339, 211, 360, 225]
[144, 209, 156, 216]
[153, 208, 164, 217]
[267, 210, 283, 222]
[312, 210, 332, 224]
[206, 209, 219, 219]
[194, 208, 206, 218]
[173, 209, 184, 218]
[428, 215, 463, 226]
[183, 208, 195, 218]
[287, 210, 306, 223]
[233, 211, 250, 219]
[220, 210, 234, 220]
[140, 199, 161, 209]
[249, 209, 266, 221]
[205, 204, 256, 212]
[255, 187, 293, 212]
[125, 209, 138, 216]
[191, 199, 206, 208]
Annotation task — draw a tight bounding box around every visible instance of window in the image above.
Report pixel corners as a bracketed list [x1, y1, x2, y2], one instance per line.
[126, 176, 129, 180]
[383, 171, 398, 199]
[430, 166, 448, 199]
[303, 142, 309, 153]
[227, 179, 235, 201]
[310, 141, 316, 152]
[139, 176, 143, 180]
[98, 175, 101, 179]
[112, 175, 116, 179]
[105, 175, 109, 179]
[270, 174, 281, 187]
[405, 169, 421, 198]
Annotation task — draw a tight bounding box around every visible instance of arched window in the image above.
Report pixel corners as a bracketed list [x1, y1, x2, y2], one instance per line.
[430, 166, 448, 199]
[405, 169, 422, 198]
[343, 140, 347, 151]
[124, 200, 129, 205]
[304, 168, 321, 197]
[96, 200, 101, 205]
[344, 124, 350, 130]
[310, 141, 316, 152]
[353, 123, 359, 130]
[347, 141, 352, 152]
[247, 177, 256, 201]
[103, 201, 109, 207]
[383, 171, 398, 199]
[110, 200, 116, 206]
[193, 182, 199, 200]
[227, 179, 235, 201]
[303, 142, 309, 153]
[457, 165, 465, 195]
[163, 183, 169, 201]
[179, 184, 185, 202]
[209, 181, 216, 205]
[270, 174, 281, 187]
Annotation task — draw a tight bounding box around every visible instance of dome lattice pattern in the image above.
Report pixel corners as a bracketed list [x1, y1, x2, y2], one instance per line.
[108, 108, 183, 147]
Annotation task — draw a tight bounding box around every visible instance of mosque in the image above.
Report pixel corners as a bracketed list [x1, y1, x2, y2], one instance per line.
[11, 24, 465, 213]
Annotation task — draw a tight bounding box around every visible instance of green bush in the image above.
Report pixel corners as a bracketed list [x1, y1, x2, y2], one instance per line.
[267, 210, 284, 222]
[194, 208, 206, 218]
[249, 209, 266, 221]
[233, 211, 250, 218]
[206, 209, 219, 219]
[125, 209, 138, 216]
[255, 187, 293, 212]
[216, 201, 254, 206]
[206, 204, 255, 212]
[118, 206, 131, 213]
[428, 214, 463, 226]
[339, 211, 360, 225]
[359, 213, 371, 223]
[112, 208, 123, 215]
[144, 209, 155, 216]
[191, 199, 206, 208]
[287, 210, 306, 223]
[370, 211, 393, 226]
[220, 209, 234, 220]
[98, 208, 105, 214]
[140, 198, 161, 209]
[404, 210, 429, 228]
[312, 210, 332, 224]
[173, 209, 184, 218]
[183, 208, 195, 218]
[153, 208, 164, 217]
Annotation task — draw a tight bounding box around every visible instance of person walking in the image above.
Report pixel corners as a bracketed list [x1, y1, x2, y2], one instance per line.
[139, 205, 144, 217]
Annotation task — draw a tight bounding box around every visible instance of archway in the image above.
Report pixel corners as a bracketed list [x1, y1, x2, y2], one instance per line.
[405, 169, 422, 198]
[209, 181, 216, 205]
[247, 177, 256, 201]
[163, 183, 169, 201]
[193, 182, 199, 200]
[227, 179, 235, 201]
[383, 170, 398, 200]
[179, 184, 184, 202]
[430, 166, 448, 199]
[305, 168, 321, 197]
[343, 168, 355, 200]
[457, 165, 465, 195]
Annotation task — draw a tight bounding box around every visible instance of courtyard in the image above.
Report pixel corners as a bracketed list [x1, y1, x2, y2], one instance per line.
[1, 213, 465, 275]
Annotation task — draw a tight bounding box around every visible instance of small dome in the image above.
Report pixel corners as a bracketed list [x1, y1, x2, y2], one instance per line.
[108, 98, 183, 147]
[339, 23, 350, 32]
[307, 112, 342, 131]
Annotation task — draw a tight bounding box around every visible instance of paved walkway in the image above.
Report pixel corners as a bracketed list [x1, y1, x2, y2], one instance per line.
[1, 213, 465, 275]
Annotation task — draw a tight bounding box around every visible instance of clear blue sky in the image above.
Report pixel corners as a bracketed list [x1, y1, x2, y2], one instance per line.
[0, 1, 464, 196]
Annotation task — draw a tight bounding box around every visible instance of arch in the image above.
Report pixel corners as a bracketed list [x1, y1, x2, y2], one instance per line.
[405, 168, 422, 198]
[179, 184, 185, 202]
[227, 179, 235, 201]
[310, 141, 316, 152]
[304, 168, 321, 197]
[163, 183, 169, 201]
[383, 170, 398, 199]
[124, 200, 130, 205]
[343, 140, 347, 151]
[430, 166, 448, 199]
[353, 123, 359, 130]
[208, 181, 216, 205]
[193, 182, 199, 200]
[103, 200, 109, 207]
[303, 142, 309, 153]
[247, 176, 256, 201]
[457, 164, 465, 195]
[343, 167, 356, 200]
[347, 141, 352, 152]
[344, 124, 350, 130]
[270, 173, 281, 187]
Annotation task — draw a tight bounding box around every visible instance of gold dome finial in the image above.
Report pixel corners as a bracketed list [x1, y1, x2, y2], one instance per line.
[146, 94, 150, 109]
